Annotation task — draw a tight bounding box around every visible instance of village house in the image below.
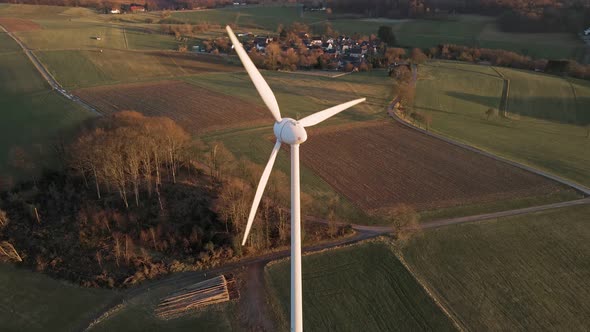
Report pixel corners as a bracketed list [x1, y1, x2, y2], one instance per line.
[130, 4, 146, 12]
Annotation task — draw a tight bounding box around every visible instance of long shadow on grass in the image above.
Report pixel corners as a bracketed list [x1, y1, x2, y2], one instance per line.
[447, 91, 590, 125]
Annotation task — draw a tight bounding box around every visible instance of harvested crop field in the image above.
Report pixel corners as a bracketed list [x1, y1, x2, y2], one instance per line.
[302, 121, 567, 212]
[74, 80, 269, 133]
[0, 17, 40, 31]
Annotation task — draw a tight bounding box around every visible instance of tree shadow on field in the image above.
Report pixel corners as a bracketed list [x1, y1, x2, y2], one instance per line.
[445, 91, 502, 110]
[446, 91, 590, 126]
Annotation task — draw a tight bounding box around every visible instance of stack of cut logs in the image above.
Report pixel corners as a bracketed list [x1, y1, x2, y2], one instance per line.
[155, 274, 239, 320]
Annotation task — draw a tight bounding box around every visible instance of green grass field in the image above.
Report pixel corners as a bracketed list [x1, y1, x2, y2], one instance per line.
[14, 22, 180, 51]
[0, 38, 93, 182]
[414, 60, 590, 187]
[0, 4, 180, 52]
[0, 263, 117, 332]
[330, 15, 584, 60]
[266, 241, 456, 331]
[0, 3, 67, 18]
[171, 5, 326, 31]
[402, 204, 590, 330]
[185, 70, 390, 121]
[37, 49, 236, 89]
[0, 33, 21, 53]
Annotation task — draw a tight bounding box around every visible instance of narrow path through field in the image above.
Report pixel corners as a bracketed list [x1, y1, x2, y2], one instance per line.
[0, 24, 101, 116]
[238, 262, 276, 331]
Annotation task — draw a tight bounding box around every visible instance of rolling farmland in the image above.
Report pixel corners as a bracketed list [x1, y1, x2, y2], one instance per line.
[414, 61, 590, 187]
[1, 4, 590, 332]
[266, 241, 456, 332]
[75, 80, 270, 133]
[402, 204, 590, 331]
[39, 50, 237, 89]
[301, 121, 571, 213]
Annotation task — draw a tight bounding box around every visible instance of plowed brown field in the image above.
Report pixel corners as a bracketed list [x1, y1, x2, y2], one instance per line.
[74, 80, 269, 133]
[302, 121, 564, 212]
[0, 17, 41, 32]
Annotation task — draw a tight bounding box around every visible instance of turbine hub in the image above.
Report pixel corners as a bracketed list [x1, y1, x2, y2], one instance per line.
[274, 118, 307, 145]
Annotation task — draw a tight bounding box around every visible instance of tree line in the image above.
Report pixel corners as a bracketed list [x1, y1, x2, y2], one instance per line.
[70, 111, 190, 208]
[428, 44, 590, 82]
[0, 112, 351, 288]
[328, 0, 590, 32]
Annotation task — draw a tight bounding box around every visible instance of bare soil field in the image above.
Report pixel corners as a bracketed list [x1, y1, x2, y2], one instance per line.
[0, 17, 41, 31]
[301, 121, 567, 212]
[74, 80, 269, 133]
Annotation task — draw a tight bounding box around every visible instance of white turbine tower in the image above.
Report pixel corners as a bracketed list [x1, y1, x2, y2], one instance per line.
[226, 26, 365, 332]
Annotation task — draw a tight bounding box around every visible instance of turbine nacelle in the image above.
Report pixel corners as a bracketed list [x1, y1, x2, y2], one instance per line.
[274, 118, 308, 145]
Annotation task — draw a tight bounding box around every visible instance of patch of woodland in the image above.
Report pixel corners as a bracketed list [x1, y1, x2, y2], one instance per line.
[0, 111, 352, 288]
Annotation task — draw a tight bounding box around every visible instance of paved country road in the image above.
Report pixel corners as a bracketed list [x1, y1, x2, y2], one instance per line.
[0, 24, 101, 116]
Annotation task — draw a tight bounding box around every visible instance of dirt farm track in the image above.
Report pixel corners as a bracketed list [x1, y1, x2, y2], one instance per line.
[75, 80, 270, 133]
[302, 121, 568, 212]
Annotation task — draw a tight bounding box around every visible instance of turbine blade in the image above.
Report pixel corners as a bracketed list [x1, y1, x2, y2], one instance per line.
[242, 140, 282, 245]
[299, 98, 366, 127]
[226, 26, 282, 123]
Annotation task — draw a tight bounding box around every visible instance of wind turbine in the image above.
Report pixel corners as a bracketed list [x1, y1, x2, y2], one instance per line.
[226, 26, 365, 332]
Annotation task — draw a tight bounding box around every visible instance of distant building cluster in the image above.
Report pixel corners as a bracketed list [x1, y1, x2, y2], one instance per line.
[200, 31, 381, 71]
[108, 3, 147, 14]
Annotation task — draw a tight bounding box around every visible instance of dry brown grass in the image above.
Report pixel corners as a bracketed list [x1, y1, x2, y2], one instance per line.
[74, 80, 270, 133]
[0, 17, 41, 32]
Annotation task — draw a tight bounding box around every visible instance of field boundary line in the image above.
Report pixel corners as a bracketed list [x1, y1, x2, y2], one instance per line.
[391, 245, 466, 332]
[421, 197, 590, 228]
[0, 23, 102, 116]
[82, 300, 126, 332]
[390, 110, 590, 195]
[392, 65, 590, 196]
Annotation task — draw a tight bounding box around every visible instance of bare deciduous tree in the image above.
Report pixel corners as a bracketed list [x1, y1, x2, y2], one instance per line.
[0, 241, 22, 262]
[389, 204, 421, 242]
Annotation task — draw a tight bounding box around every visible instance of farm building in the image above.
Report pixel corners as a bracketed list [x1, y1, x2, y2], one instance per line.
[130, 5, 146, 12]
